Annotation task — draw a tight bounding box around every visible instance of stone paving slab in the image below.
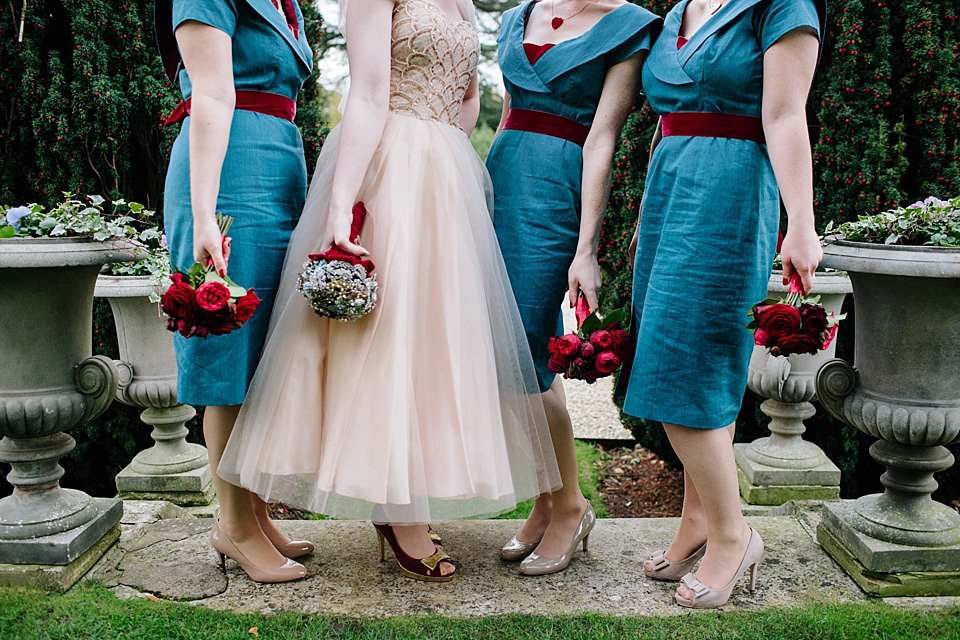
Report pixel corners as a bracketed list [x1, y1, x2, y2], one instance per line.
[85, 504, 884, 617]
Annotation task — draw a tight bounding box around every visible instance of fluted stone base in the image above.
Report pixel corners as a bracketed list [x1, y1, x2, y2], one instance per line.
[818, 518, 960, 597]
[0, 496, 121, 566]
[116, 461, 214, 506]
[735, 443, 841, 505]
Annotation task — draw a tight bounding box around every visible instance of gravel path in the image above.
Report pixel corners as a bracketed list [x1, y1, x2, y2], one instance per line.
[559, 304, 634, 441]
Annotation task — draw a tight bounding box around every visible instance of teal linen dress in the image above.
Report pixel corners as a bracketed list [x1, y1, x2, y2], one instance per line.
[620, 0, 821, 429]
[488, 1, 661, 392]
[163, 0, 313, 406]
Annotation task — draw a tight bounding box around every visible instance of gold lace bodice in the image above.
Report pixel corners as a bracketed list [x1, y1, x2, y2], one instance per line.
[389, 0, 479, 127]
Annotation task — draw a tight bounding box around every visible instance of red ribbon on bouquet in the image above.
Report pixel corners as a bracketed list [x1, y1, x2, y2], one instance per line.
[308, 202, 375, 275]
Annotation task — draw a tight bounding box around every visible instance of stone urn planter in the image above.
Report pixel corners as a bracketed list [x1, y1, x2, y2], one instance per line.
[735, 271, 851, 506]
[95, 276, 213, 506]
[0, 238, 136, 590]
[815, 239, 960, 597]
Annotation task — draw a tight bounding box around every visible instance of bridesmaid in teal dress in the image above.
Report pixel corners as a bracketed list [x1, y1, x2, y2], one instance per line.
[621, 0, 825, 608]
[487, 0, 661, 575]
[158, 0, 315, 583]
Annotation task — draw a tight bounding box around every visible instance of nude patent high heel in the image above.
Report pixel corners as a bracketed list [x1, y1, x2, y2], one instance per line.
[644, 542, 706, 581]
[519, 502, 595, 576]
[210, 518, 307, 584]
[500, 534, 542, 562]
[273, 538, 315, 559]
[674, 528, 764, 609]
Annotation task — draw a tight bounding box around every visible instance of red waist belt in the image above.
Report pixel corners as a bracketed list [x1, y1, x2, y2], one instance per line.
[502, 108, 590, 147]
[661, 112, 765, 144]
[163, 90, 296, 126]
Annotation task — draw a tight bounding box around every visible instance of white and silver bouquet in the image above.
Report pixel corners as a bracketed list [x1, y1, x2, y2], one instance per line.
[298, 202, 378, 322]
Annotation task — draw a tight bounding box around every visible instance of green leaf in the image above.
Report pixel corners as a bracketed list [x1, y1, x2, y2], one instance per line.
[204, 270, 245, 297]
[0, 226, 14, 238]
[598, 307, 628, 328]
[87, 195, 105, 207]
[39, 217, 58, 230]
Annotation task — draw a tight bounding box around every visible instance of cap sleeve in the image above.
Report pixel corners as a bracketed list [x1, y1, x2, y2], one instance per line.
[172, 0, 239, 37]
[759, 0, 820, 53]
[605, 7, 663, 67]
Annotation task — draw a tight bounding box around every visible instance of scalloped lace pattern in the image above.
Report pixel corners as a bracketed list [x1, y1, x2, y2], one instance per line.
[389, 0, 479, 127]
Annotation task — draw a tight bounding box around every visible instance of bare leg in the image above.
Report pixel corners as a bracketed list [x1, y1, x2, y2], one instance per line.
[531, 377, 589, 558]
[390, 525, 455, 577]
[661, 422, 750, 599]
[642, 422, 734, 572]
[250, 493, 292, 548]
[204, 405, 288, 569]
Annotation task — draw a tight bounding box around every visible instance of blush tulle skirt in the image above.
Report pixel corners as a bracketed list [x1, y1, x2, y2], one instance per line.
[218, 112, 561, 523]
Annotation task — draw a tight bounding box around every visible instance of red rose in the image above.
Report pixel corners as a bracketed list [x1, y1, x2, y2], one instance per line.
[204, 308, 235, 336]
[160, 278, 199, 324]
[610, 329, 630, 358]
[233, 289, 260, 324]
[595, 350, 621, 374]
[589, 330, 613, 349]
[579, 341, 596, 358]
[800, 303, 829, 335]
[547, 336, 562, 357]
[548, 355, 570, 374]
[776, 332, 821, 356]
[555, 334, 582, 357]
[196, 280, 231, 312]
[582, 368, 599, 384]
[756, 303, 802, 339]
[753, 328, 777, 348]
[573, 357, 587, 368]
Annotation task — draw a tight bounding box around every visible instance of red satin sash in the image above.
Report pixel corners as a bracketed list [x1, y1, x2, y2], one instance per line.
[502, 108, 590, 147]
[661, 112, 766, 145]
[163, 90, 297, 127]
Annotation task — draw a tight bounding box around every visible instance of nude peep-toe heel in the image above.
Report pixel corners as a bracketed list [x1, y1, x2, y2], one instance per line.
[210, 518, 307, 584]
[675, 528, 764, 609]
[500, 535, 542, 562]
[519, 502, 596, 576]
[644, 542, 706, 581]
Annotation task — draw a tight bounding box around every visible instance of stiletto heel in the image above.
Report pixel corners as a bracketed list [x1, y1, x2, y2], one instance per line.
[377, 531, 386, 562]
[373, 522, 455, 582]
[674, 528, 764, 609]
[218, 552, 226, 573]
[210, 517, 307, 584]
[644, 541, 707, 581]
[520, 502, 596, 576]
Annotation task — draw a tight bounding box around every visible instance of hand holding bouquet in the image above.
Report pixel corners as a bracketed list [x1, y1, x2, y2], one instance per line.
[160, 214, 260, 338]
[547, 296, 630, 384]
[298, 202, 378, 322]
[747, 273, 844, 357]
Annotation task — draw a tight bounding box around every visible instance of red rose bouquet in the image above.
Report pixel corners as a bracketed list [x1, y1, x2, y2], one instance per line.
[160, 214, 260, 338]
[547, 296, 630, 384]
[747, 273, 844, 357]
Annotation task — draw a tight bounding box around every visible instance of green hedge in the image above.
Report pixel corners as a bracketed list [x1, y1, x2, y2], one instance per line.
[603, 0, 960, 502]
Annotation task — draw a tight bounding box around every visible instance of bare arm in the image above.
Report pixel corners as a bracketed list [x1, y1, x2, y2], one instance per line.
[494, 90, 511, 136]
[568, 51, 646, 312]
[762, 27, 821, 293]
[321, 0, 395, 256]
[627, 116, 661, 267]
[176, 21, 236, 275]
[459, 71, 480, 136]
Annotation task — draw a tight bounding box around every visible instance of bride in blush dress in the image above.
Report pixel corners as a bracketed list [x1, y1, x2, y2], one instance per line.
[218, 0, 561, 581]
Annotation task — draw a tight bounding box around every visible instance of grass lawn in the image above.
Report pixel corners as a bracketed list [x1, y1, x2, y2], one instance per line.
[493, 440, 608, 520]
[0, 582, 957, 640]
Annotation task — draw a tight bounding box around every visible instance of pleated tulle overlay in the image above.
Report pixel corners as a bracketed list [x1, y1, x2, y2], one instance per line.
[218, 0, 561, 524]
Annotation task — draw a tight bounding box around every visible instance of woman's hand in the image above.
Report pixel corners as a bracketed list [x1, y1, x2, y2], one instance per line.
[318, 206, 369, 256]
[194, 214, 229, 276]
[568, 251, 602, 313]
[779, 225, 822, 294]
